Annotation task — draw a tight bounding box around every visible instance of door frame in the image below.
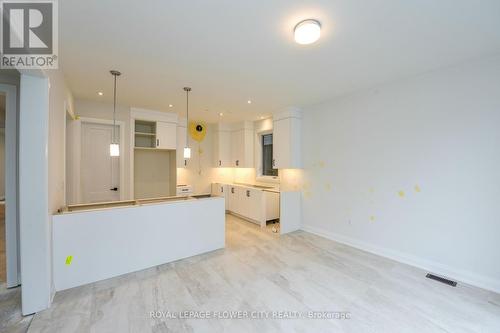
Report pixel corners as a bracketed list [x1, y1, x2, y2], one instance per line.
[79, 117, 125, 202]
[0, 83, 20, 288]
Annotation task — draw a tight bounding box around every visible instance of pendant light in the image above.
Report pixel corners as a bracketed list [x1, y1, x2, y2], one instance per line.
[183, 87, 192, 159]
[109, 70, 121, 157]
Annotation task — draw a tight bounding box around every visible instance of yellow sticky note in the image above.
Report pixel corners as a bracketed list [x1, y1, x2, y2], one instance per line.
[414, 185, 421, 193]
[65, 256, 73, 266]
[370, 216, 375, 222]
[398, 191, 405, 198]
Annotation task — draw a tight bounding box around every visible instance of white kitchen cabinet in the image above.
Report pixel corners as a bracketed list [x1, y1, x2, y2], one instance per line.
[156, 121, 177, 150]
[227, 185, 239, 213]
[218, 183, 280, 228]
[273, 108, 301, 169]
[211, 183, 228, 210]
[213, 124, 232, 167]
[230, 121, 254, 168]
[176, 120, 187, 167]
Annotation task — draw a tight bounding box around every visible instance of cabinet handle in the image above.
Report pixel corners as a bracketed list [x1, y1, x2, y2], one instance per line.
[156, 139, 159, 147]
[246, 190, 250, 197]
[184, 160, 187, 166]
[219, 160, 221, 166]
[231, 187, 234, 194]
[221, 186, 224, 193]
[236, 160, 239, 166]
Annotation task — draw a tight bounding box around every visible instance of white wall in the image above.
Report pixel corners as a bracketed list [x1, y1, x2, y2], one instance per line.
[0, 128, 4, 199]
[301, 56, 500, 293]
[19, 73, 51, 314]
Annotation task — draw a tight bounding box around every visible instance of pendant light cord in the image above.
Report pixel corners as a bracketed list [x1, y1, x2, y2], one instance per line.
[113, 74, 117, 144]
[184, 87, 191, 145]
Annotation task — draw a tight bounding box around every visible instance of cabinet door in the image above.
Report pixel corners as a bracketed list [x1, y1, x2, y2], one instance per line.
[176, 125, 187, 167]
[227, 186, 237, 212]
[215, 130, 231, 167]
[230, 130, 243, 167]
[156, 121, 177, 150]
[246, 189, 263, 222]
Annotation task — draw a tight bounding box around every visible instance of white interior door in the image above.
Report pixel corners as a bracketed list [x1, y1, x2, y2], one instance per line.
[81, 123, 120, 203]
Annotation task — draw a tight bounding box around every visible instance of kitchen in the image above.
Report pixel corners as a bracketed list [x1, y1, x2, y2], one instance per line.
[56, 82, 302, 292]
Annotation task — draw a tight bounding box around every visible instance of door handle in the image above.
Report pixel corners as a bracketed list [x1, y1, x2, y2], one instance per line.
[236, 160, 239, 166]
[231, 187, 234, 194]
[156, 139, 159, 147]
[246, 190, 250, 197]
[221, 186, 224, 193]
[110, 187, 118, 191]
[184, 160, 187, 166]
[219, 160, 221, 166]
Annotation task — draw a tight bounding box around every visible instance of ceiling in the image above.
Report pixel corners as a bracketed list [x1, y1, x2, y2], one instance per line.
[60, 0, 500, 122]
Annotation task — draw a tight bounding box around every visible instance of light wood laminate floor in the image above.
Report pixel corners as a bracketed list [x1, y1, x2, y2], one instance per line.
[28, 214, 500, 332]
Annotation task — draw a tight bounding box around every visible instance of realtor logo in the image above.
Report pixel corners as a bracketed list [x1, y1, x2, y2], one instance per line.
[1, 0, 58, 69]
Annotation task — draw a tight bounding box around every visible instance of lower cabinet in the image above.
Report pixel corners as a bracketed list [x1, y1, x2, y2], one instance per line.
[212, 183, 280, 228]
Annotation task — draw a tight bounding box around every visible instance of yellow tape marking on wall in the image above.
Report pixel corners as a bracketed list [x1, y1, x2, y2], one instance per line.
[65, 255, 73, 266]
[398, 191, 405, 198]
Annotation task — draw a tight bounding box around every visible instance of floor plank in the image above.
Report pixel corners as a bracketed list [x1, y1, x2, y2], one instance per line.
[27, 214, 500, 332]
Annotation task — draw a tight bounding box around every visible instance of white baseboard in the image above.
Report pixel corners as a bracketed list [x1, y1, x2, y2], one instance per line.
[301, 224, 500, 294]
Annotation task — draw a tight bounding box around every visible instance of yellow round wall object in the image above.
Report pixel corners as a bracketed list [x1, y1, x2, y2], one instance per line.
[189, 121, 207, 142]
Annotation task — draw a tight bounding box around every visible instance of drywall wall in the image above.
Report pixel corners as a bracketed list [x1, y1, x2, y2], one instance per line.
[19, 73, 50, 314]
[47, 69, 74, 214]
[74, 99, 132, 199]
[301, 55, 500, 293]
[134, 149, 175, 198]
[0, 128, 4, 200]
[0, 92, 4, 199]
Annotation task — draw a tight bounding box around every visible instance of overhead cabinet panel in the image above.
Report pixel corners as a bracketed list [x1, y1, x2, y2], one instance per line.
[273, 108, 302, 169]
[156, 121, 177, 150]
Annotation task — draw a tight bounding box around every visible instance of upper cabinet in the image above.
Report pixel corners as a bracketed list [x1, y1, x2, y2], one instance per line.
[156, 121, 177, 149]
[213, 124, 232, 167]
[230, 121, 254, 168]
[273, 108, 302, 169]
[214, 121, 254, 168]
[131, 108, 178, 150]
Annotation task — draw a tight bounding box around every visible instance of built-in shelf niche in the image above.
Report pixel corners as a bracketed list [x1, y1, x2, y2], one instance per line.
[134, 120, 156, 148]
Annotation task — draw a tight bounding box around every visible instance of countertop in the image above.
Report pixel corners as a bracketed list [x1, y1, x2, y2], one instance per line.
[214, 182, 280, 193]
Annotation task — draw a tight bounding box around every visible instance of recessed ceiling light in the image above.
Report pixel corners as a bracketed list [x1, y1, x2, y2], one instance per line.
[219, 112, 224, 116]
[294, 19, 321, 45]
[247, 100, 252, 104]
[98, 92, 103, 96]
[169, 104, 173, 108]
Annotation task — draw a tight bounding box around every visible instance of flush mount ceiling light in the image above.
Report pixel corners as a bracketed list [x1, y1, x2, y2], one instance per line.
[247, 100, 252, 104]
[294, 19, 321, 45]
[98, 91, 103, 96]
[169, 104, 173, 108]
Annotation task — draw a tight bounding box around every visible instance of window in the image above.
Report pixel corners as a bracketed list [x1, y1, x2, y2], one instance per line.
[262, 134, 278, 177]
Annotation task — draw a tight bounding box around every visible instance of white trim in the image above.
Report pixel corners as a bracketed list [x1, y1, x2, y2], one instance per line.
[301, 224, 500, 294]
[0, 83, 20, 288]
[78, 117, 126, 201]
[254, 129, 280, 183]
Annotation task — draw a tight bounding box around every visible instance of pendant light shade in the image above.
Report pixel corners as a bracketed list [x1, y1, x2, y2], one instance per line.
[183, 147, 191, 159]
[110, 143, 120, 157]
[110, 70, 121, 156]
[183, 87, 192, 159]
